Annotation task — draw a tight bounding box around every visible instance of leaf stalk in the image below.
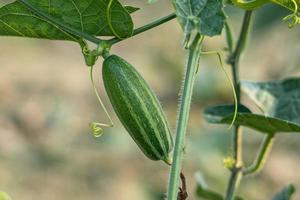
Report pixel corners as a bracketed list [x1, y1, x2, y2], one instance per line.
[108, 13, 177, 45]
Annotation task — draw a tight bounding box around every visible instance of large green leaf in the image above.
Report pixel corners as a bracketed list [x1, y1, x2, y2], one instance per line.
[272, 184, 295, 200]
[242, 78, 300, 124]
[204, 78, 300, 134]
[0, 0, 134, 41]
[172, 0, 226, 36]
[203, 104, 300, 134]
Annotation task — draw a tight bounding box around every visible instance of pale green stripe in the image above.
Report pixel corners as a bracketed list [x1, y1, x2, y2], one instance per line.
[134, 69, 171, 155]
[115, 64, 162, 159]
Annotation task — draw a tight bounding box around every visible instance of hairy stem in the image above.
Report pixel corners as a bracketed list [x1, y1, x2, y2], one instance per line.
[108, 13, 177, 45]
[225, 11, 253, 200]
[243, 133, 275, 175]
[167, 34, 204, 200]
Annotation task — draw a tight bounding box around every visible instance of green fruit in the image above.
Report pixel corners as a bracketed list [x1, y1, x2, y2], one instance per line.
[102, 55, 173, 164]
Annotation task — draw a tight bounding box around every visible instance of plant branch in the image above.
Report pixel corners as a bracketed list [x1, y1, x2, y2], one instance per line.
[107, 13, 177, 45]
[225, 10, 253, 200]
[167, 34, 204, 200]
[243, 133, 275, 175]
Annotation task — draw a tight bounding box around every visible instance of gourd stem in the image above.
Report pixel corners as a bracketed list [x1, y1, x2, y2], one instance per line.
[108, 13, 177, 45]
[167, 34, 204, 200]
[243, 133, 275, 175]
[225, 10, 253, 200]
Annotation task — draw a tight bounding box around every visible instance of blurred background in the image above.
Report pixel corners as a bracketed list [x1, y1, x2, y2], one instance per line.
[1, 0, 300, 199]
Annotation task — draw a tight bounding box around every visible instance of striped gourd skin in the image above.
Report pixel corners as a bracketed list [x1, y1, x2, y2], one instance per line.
[102, 55, 173, 162]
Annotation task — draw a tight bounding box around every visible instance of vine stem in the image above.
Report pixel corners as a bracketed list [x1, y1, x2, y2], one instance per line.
[225, 11, 253, 200]
[108, 13, 177, 45]
[167, 34, 204, 200]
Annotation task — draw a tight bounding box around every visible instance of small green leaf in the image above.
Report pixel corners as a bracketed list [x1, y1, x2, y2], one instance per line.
[272, 184, 295, 200]
[0, 191, 12, 200]
[124, 6, 140, 13]
[0, 0, 134, 41]
[107, 0, 134, 39]
[173, 0, 226, 36]
[203, 104, 300, 134]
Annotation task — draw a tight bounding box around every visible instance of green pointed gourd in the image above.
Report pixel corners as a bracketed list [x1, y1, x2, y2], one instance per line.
[102, 55, 173, 164]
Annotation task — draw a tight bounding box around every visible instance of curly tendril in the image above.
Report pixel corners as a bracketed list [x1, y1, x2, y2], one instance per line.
[80, 40, 114, 137]
[282, 0, 300, 28]
[232, 0, 300, 28]
[200, 51, 238, 129]
[89, 66, 114, 138]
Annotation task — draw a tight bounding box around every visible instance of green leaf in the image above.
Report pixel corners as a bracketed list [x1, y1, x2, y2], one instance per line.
[0, 191, 12, 200]
[173, 0, 226, 36]
[242, 78, 300, 124]
[107, 0, 134, 39]
[272, 184, 295, 200]
[0, 0, 134, 41]
[203, 104, 300, 134]
[124, 6, 140, 13]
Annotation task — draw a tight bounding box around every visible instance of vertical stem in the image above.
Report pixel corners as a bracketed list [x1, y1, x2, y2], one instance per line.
[225, 11, 253, 200]
[167, 34, 204, 200]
